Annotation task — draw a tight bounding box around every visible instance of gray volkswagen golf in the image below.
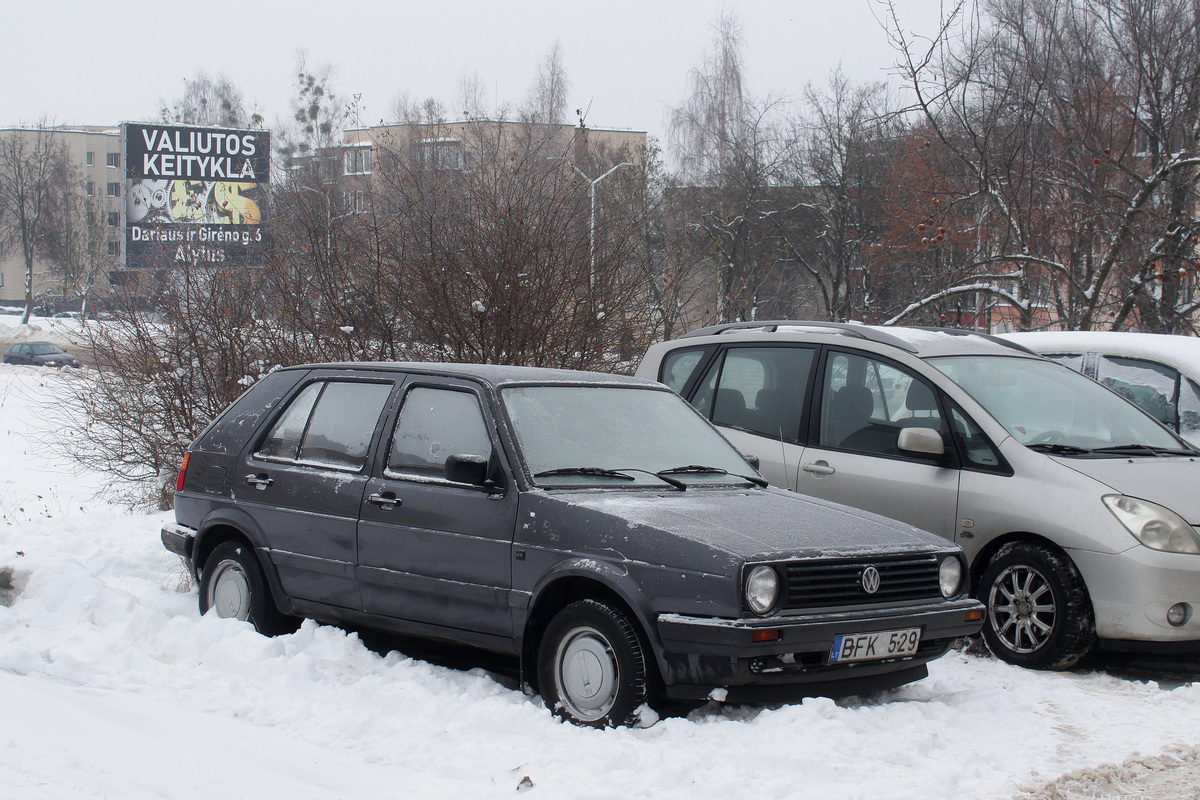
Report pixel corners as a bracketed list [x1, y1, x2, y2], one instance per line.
[162, 362, 982, 726]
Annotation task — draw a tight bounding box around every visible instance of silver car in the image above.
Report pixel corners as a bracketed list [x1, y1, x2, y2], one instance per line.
[637, 321, 1200, 670]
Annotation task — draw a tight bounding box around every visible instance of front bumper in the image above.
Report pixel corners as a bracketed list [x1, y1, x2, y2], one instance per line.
[1071, 545, 1200, 646]
[655, 597, 984, 698]
[161, 521, 197, 562]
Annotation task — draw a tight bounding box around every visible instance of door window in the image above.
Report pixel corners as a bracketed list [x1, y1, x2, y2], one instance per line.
[819, 351, 942, 457]
[690, 346, 813, 441]
[388, 387, 492, 479]
[1095, 355, 1179, 430]
[256, 381, 392, 470]
[659, 347, 711, 394]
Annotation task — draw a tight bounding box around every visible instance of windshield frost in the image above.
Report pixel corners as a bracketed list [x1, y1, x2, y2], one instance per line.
[929, 355, 1186, 451]
[502, 385, 754, 486]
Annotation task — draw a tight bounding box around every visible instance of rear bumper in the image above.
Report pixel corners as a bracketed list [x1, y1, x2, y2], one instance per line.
[655, 597, 983, 697]
[161, 521, 197, 561]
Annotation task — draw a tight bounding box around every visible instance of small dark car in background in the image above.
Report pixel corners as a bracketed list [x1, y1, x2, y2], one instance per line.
[163, 362, 983, 726]
[3, 341, 81, 368]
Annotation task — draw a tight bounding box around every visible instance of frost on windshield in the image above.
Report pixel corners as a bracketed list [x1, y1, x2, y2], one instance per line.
[502, 386, 750, 485]
[1096, 356, 1178, 429]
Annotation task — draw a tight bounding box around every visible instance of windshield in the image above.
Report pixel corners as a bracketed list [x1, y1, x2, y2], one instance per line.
[929, 355, 1189, 452]
[502, 385, 758, 487]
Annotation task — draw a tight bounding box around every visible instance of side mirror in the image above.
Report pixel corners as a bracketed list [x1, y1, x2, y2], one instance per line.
[898, 427, 945, 457]
[741, 452, 761, 471]
[445, 453, 490, 486]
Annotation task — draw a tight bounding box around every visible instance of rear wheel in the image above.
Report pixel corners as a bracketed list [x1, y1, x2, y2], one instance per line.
[978, 543, 1094, 670]
[199, 541, 297, 636]
[537, 600, 653, 727]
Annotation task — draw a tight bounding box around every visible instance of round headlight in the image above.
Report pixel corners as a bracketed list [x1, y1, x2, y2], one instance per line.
[938, 556, 963, 598]
[745, 565, 779, 614]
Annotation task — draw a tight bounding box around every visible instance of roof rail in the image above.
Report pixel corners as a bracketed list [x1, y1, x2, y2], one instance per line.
[909, 326, 1037, 355]
[679, 320, 919, 354]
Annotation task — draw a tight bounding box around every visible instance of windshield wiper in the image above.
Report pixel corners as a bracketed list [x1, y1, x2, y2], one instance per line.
[658, 464, 769, 488]
[533, 466, 687, 490]
[1026, 443, 1092, 455]
[1089, 444, 1197, 457]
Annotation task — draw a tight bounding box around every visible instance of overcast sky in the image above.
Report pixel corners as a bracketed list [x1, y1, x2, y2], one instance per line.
[5, 0, 953, 143]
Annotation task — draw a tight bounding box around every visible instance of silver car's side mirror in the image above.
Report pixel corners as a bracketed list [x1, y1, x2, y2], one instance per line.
[898, 427, 945, 457]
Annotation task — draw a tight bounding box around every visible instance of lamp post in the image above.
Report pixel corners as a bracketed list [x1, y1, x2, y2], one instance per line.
[552, 158, 635, 290]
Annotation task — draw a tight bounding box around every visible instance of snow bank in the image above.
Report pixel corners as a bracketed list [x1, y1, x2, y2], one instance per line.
[1, 367, 1198, 799]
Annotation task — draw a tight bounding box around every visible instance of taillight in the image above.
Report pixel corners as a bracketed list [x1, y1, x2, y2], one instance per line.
[175, 453, 191, 492]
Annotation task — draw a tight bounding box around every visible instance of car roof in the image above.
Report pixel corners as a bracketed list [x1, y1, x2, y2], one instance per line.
[284, 361, 661, 389]
[1002, 330, 1200, 374]
[676, 320, 1036, 359]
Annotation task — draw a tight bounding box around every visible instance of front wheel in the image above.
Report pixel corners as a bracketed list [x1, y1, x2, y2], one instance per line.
[537, 600, 654, 727]
[977, 543, 1094, 670]
[198, 541, 297, 636]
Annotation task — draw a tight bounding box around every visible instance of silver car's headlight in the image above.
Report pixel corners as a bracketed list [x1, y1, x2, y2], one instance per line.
[745, 565, 779, 614]
[1103, 495, 1200, 554]
[938, 556, 963, 597]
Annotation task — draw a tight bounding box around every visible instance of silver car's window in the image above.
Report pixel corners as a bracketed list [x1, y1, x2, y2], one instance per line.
[503, 385, 753, 487]
[1095, 356, 1179, 430]
[703, 347, 813, 442]
[660, 347, 709, 394]
[820, 352, 942, 457]
[929, 355, 1185, 450]
[1180, 379, 1200, 446]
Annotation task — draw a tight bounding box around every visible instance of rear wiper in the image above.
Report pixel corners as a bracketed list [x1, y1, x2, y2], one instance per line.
[1027, 443, 1092, 455]
[534, 466, 687, 490]
[658, 464, 769, 488]
[1090, 444, 1197, 457]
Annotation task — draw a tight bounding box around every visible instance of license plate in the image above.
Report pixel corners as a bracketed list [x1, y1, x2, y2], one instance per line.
[829, 628, 921, 663]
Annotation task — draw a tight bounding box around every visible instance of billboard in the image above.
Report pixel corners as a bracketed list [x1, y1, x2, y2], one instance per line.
[122, 123, 270, 269]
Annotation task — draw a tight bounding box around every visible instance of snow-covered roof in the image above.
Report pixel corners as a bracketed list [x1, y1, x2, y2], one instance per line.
[1003, 331, 1200, 375]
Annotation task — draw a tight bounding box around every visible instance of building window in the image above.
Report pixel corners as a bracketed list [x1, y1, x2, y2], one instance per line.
[86, 151, 94, 167]
[107, 211, 119, 228]
[106, 152, 120, 168]
[107, 241, 120, 256]
[343, 148, 371, 175]
[107, 182, 120, 198]
[342, 190, 366, 214]
[419, 140, 464, 171]
[86, 181, 94, 197]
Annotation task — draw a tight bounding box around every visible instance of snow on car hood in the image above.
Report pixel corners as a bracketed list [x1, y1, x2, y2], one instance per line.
[1052, 455, 1200, 524]
[521, 486, 953, 570]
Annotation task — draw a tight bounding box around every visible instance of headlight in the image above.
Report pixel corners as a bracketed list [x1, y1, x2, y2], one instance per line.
[938, 556, 963, 597]
[1103, 495, 1200, 554]
[745, 565, 779, 614]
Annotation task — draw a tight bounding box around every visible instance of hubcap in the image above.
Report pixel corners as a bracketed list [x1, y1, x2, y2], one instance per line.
[554, 626, 619, 722]
[988, 564, 1056, 654]
[208, 559, 251, 621]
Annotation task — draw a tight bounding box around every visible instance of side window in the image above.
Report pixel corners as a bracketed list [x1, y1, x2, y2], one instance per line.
[659, 347, 710, 394]
[1179, 379, 1200, 445]
[199, 370, 304, 455]
[388, 387, 492, 479]
[949, 403, 1006, 472]
[1096, 356, 1179, 430]
[705, 347, 813, 441]
[256, 381, 392, 470]
[819, 351, 942, 457]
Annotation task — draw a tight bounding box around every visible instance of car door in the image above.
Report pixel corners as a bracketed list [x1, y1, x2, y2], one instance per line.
[239, 371, 398, 608]
[356, 378, 518, 639]
[794, 348, 960, 542]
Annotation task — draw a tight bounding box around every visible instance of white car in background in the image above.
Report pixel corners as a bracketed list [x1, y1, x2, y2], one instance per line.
[1001, 331, 1200, 447]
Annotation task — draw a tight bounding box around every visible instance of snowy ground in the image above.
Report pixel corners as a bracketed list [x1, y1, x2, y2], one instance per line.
[2, 357, 1199, 799]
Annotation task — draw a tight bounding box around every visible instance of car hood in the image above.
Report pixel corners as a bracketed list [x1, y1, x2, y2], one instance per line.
[1052, 455, 1200, 524]
[518, 487, 954, 573]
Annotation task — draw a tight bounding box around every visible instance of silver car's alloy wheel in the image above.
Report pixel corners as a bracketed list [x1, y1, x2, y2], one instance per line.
[987, 564, 1056, 654]
[553, 625, 620, 722]
[207, 559, 252, 621]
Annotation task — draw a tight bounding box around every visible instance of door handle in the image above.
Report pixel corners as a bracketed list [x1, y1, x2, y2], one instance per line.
[244, 473, 273, 490]
[802, 462, 836, 476]
[368, 491, 401, 510]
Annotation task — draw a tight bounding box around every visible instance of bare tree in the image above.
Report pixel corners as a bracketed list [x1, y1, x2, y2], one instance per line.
[0, 123, 73, 324]
[523, 42, 572, 124]
[159, 71, 260, 128]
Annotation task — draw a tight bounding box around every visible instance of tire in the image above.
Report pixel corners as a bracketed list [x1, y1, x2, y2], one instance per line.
[198, 541, 298, 636]
[537, 600, 654, 728]
[977, 542, 1095, 670]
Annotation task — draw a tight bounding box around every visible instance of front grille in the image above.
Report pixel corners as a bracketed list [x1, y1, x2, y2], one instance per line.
[783, 554, 943, 610]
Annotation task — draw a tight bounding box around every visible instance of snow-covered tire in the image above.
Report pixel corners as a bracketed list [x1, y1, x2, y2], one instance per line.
[199, 541, 297, 636]
[978, 542, 1095, 670]
[537, 600, 653, 727]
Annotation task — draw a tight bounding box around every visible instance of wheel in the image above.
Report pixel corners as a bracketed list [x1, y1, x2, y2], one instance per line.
[977, 543, 1095, 670]
[198, 541, 297, 636]
[537, 599, 654, 727]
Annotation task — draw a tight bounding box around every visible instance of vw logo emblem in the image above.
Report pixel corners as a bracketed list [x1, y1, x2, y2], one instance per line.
[860, 566, 881, 594]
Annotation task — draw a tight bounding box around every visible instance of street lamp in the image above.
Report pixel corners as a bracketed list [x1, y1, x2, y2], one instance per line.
[551, 158, 635, 290]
